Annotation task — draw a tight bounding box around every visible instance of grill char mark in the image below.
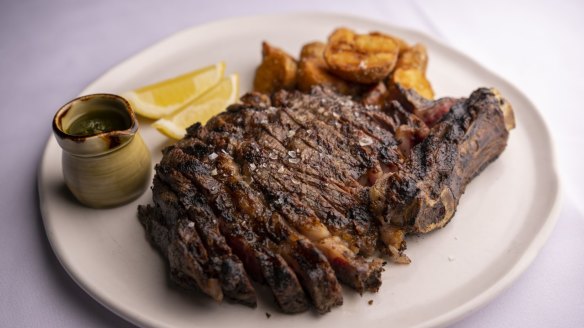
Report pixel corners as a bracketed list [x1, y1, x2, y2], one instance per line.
[138, 203, 224, 301]
[236, 141, 383, 293]
[176, 137, 312, 313]
[163, 145, 343, 313]
[203, 92, 387, 292]
[209, 91, 385, 246]
[196, 96, 386, 295]
[155, 162, 257, 307]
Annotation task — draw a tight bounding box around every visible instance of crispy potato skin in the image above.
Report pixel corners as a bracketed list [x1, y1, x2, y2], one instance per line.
[396, 44, 428, 72]
[389, 44, 434, 99]
[299, 41, 326, 60]
[297, 42, 358, 95]
[324, 28, 400, 84]
[384, 33, 410, 53]
[391, 69, 434, 99]
[253, 42, 298, 94]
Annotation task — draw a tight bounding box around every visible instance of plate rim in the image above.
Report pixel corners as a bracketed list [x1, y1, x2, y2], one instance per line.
[38, 11, 563, 328]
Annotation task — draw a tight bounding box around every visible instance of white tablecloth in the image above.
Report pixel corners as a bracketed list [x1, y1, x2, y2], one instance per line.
[1, 0, 583, 326]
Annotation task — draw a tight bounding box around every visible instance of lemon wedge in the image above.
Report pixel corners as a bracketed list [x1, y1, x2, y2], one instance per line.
[122, 62, 225, 119]
[153, 74, 239, 140]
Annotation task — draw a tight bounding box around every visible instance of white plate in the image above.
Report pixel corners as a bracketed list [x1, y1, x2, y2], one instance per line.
[38, 13, 561, 328]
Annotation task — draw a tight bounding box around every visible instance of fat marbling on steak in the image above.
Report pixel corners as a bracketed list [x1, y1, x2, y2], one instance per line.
[138, 86, 515, 314]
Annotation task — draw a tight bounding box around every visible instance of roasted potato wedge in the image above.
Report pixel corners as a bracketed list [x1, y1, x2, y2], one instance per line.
[391, 68, 434, 99]
[298, 59, 353, 94]
[253, 42, 297, 94]
[379, 32, 410, 53]
[300, 41, 327, 60]
[323, 28, 400, 84]
[396, 44, 428, 72]
[297, 42, 357, 95]
[389, 44, 434, 99]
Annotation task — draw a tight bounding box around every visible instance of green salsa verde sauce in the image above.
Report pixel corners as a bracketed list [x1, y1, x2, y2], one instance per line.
[67, 110, 129, 136]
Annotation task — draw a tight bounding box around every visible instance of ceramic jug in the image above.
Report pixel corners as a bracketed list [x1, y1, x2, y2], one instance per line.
[53, 94, 151, 208]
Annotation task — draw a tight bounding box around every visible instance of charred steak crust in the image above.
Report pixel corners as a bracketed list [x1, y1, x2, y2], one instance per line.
[370, 87, 513, 233]
[138, 86, 513, 313]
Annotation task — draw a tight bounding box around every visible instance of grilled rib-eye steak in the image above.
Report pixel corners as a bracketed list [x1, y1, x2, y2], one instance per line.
[138, 86, 514, 313]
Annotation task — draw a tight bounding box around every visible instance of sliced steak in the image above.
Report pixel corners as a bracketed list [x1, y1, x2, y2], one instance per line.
[138, 86, 513, 313]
